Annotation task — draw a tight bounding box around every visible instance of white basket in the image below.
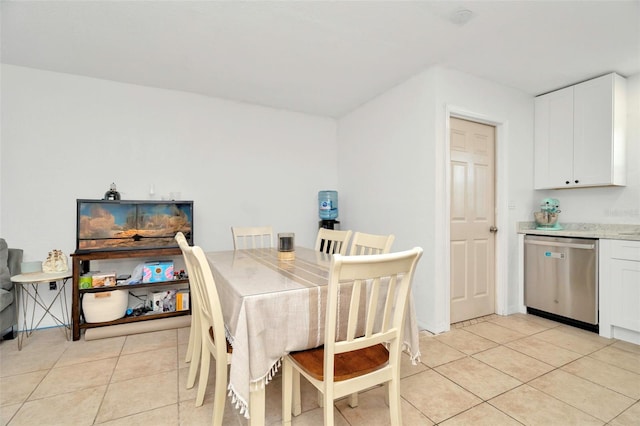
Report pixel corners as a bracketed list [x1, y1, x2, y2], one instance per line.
[82, 290, 128, 323]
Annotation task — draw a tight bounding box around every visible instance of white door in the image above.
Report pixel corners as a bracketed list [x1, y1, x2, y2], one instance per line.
[450, 117, 496, 323]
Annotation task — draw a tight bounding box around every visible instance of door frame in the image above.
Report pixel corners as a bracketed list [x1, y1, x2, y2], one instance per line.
[439, 105, 509, 331]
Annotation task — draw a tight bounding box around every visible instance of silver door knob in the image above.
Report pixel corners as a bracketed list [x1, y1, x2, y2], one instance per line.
[489, 226, 498, 233]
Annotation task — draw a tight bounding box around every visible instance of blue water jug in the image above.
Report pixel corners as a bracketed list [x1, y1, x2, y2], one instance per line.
[318, 190, 338, 220]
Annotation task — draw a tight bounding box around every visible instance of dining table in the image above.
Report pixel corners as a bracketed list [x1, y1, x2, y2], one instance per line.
[206, 246, 421, 426]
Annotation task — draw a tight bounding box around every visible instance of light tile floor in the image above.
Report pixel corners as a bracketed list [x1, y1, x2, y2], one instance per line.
[1, 313, 639, 425]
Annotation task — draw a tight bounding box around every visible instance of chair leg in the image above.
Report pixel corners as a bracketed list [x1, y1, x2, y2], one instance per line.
[387, 378, 401, 425]
[196, 344, 210, 407]
[384, 382, 389, 406]
[187, 334, 202, 389]
[323, 391, 334, 426]
[348, 392, 358, 408]
[212, 356, 227, 426]
[185, 317, 197, 363]
[282, 358, 293, 426]
[292, 369, 302, 416]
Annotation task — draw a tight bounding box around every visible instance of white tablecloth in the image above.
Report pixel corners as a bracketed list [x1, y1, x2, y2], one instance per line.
[206, 247, 421, 418]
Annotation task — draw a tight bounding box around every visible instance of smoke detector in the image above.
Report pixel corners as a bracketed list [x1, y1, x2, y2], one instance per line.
[450, 8, 474, 25]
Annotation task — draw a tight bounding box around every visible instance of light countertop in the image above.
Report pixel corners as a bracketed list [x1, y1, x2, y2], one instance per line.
[517, 222, 640, 241]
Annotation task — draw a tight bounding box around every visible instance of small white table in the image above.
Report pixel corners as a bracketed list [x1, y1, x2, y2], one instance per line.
[11, 271, 72, 350]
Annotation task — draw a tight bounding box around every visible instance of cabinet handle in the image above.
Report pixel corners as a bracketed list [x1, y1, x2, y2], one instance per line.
[565, 180, 570, 185]
[575, 180, 579, 184]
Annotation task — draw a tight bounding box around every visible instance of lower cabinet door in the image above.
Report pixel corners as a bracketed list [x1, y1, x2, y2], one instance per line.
[610, 258, 640, 332]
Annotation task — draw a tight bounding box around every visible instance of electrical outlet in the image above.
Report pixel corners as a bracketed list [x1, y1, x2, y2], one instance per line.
[49, 282, 57, 290]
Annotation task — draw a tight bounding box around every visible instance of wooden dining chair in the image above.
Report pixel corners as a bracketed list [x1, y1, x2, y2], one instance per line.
[314, 228, 352, 255]
[175, 233, 232, 425]
[231, 226, 273, 249]
[349, 232, 395, 256]
[282, 247, 423, 426]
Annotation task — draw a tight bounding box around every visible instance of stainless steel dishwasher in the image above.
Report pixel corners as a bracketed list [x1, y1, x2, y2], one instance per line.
[524, 235, 598, 331]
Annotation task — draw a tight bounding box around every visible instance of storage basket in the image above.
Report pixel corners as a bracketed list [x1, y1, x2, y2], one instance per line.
[82, 289, 128, 323]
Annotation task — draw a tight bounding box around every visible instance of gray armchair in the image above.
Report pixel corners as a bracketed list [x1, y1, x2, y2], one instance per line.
[1, 238, 23, 340]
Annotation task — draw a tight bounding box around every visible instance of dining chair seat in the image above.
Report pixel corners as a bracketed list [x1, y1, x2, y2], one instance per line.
[289, 343, 388, 382]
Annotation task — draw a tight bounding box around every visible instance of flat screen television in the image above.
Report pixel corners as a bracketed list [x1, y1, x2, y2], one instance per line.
[76, 199, 193, 252]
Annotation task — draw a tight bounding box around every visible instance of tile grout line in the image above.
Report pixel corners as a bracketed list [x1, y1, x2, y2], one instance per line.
[90, 333, 127, 425]
[449, 316, 639, 424]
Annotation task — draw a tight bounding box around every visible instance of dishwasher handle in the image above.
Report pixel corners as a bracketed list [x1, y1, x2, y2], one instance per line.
[524, 239, 595, 250]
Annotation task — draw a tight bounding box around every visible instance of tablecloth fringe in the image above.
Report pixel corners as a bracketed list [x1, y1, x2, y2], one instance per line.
[227, 358, 282, 420]
[225, 325, 235, 347]
[251, 358, 282, 391]
[228, 383, 250, 419]
[403, 341, 421, 365]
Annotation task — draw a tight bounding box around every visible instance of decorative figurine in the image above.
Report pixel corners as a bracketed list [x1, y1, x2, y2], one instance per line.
[42, 249, 69, 272]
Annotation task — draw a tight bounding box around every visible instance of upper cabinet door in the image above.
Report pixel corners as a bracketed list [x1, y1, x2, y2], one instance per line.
[574, 73, 627, 187]
[534, 86, 574, 189]
[534, 73, 626, 190]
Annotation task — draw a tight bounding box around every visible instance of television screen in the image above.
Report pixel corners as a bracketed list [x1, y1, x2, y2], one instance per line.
[76, 199, 193, 252]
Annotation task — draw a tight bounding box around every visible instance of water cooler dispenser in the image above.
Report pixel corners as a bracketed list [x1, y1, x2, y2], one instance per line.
[318, 190, 340, 230]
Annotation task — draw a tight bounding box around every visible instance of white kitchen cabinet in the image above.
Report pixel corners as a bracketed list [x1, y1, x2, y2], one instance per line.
[534, 73, 626, 189]
[599, 239, 640, 344]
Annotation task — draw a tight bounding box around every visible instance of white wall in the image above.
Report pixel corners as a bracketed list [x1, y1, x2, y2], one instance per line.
[336, 68, 440, 330]
[1, 64, 337, 328]
[2, 63, 637, 333]
[338, 66, 536, 333]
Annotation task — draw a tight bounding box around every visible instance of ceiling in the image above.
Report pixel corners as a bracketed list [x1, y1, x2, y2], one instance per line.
[2, 1, 639, 117]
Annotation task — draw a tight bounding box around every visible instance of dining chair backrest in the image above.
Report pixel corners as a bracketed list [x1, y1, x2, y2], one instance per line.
[324, 247, 423, 381]
[314, 228, 352, 255]
[175, 236, 226, 362]
[282, 247, 423, 425]
[175, 232, 231, 424]
[176, 233, 200, 324]
[231, 226, 273, 249]
[348, 232, 395, 255]
[175, 232, 199, 364]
